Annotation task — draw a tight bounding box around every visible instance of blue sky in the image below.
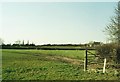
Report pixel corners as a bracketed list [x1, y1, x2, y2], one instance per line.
[0, 2, 117, 44]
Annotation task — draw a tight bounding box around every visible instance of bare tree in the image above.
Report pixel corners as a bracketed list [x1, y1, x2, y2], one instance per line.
[105, 2, 120, 64]
[0, 38, 4, 45]
[15, 40, 21, 45]
[105, 2, 120, 44]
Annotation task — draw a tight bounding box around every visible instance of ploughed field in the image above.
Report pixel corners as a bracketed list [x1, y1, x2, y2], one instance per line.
[2, 49, 118, 80]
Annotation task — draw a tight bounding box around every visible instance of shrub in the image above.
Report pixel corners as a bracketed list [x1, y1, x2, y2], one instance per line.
[96, 44, 114, 57]
[116, 45, 120, 64]
[96, 43, 120, 64]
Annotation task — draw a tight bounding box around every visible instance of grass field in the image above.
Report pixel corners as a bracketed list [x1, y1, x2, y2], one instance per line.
[2, 49, 119, 80]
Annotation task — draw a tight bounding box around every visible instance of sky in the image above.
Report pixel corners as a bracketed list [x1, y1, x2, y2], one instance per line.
[0, 0, 119, 2]
[0, 1, 118, 45]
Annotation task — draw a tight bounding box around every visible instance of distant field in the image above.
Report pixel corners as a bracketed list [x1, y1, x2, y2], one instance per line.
[2, 49, 119, 80]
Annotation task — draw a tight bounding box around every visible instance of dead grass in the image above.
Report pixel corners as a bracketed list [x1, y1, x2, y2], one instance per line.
[45, 55, 83, 65]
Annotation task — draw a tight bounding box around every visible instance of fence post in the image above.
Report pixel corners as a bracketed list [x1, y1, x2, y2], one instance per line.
[84, 48, 88, 71]
[103, 58, 106, 73]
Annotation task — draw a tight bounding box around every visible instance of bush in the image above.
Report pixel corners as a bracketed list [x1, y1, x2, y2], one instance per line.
[96, 43, 120, 64]
[96, 43, 115, 58]
[116, 45, 120, 64]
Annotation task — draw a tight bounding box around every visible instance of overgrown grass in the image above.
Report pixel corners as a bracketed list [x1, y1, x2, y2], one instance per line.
[2, 49, 119, 80]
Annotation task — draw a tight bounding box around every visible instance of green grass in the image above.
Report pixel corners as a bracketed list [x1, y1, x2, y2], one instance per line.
[2, 49, 119, 80]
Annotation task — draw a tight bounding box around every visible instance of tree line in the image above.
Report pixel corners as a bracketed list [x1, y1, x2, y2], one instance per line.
[0, 39, 102, 49]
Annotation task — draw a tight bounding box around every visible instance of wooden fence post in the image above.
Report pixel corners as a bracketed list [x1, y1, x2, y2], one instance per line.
[84, 48, 88, 71]
[103, 58, 106, 73]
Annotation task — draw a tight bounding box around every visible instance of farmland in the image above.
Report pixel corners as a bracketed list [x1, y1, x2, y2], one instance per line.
[2, 49, 119, 80]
